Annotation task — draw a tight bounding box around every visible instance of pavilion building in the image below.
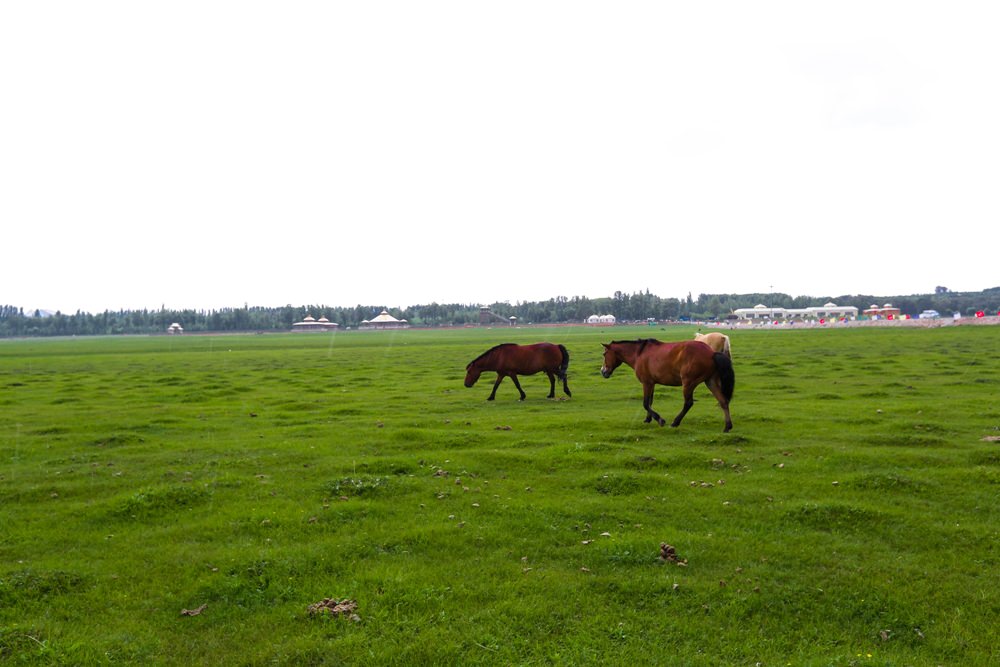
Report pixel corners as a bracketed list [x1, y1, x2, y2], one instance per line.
[292, 315, 339, 331]
[732, 303, 859, 321]
[862, 303, 902, 320]
[359, 310, 410, 330]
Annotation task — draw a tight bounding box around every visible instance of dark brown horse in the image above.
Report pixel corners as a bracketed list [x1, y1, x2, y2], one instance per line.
[601, 339, 734, 432]
[465, 343, 571, 401]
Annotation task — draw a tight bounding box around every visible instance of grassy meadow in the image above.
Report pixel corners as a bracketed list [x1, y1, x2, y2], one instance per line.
[1, 324, 999, 666]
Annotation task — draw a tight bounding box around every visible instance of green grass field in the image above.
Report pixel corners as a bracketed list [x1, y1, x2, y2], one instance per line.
[1, 325, 998, 666]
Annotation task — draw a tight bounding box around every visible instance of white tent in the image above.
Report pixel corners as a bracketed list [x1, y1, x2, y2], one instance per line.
[292, 314, 339, 331]
[360, 310, 410, 330]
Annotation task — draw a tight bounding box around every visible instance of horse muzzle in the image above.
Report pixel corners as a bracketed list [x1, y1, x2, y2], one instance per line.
[601, 367, 613, 379]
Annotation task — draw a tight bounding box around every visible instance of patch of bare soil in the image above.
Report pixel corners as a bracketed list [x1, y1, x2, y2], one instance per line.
[659, 543, 688, 566]
[307, 598, 360, 622]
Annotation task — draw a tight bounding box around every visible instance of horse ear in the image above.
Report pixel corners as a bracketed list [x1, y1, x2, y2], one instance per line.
[601, 343, 609, 350]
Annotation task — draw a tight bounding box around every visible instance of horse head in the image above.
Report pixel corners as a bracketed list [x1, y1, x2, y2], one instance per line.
[600, 343, 623, 378]
[464, 361, 482, 387]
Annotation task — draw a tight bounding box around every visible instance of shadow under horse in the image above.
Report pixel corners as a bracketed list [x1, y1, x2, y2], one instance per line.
[601, 338, 734, 432]
[465, 342, 571, 401]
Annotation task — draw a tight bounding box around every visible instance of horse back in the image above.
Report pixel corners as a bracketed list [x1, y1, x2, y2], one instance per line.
[694, 332, 731, 357]
[497, 342, 565, 375]
[640, 339, 715, 385]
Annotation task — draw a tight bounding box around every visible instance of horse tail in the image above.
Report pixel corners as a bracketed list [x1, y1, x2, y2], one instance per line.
[557, 344, 570, 379]
[722, 335, 732, 360]
[714, 352, 735, 402]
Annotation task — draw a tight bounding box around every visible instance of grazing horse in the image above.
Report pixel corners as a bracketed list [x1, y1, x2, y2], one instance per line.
[601, 339, 734, 432]
[694, 331, 732, 359]
[465, 343, 571, 401]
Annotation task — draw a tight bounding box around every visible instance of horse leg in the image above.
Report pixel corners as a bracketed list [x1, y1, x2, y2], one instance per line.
[487, 374, 505, 401]
[545, 371, 556, 398]
[670, 384, 696, 428]
[643, 383, 665, 426]
[705, 378, 734, 433]
[561, 372, 572, 397]
[510, 375, 527, 400]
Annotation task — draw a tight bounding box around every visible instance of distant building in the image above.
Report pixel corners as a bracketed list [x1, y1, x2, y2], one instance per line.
[359, 310, 409, 330]
[862, 303, 901, 320]
[166, 322, 184, 334]
[733, 305, 782, 321]
[733, 302, 859, 321]
[292, 315, 339, 332]
[479, 306, 516, 326]
[586, 314, 617, 325]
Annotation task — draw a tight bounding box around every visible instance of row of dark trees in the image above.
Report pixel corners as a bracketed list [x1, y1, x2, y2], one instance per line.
[2, 288, 998, 337]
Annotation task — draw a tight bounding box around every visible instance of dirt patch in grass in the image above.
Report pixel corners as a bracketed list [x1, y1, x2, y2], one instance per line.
[308, 598, 360, 621]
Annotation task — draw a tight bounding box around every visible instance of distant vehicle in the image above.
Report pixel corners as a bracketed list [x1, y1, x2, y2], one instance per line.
[918, 310, 940, 319]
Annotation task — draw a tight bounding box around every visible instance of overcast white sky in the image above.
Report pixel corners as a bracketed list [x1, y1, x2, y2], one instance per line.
[2, 1, 998, 314]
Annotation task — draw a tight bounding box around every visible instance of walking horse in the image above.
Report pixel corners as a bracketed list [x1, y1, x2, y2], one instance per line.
[601, 339, 734, 432]
[465, 342, 571, 401]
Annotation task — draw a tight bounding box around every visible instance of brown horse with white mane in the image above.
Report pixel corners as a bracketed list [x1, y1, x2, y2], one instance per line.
[601, 339, 734, 432]
[465, 343, 571, 401]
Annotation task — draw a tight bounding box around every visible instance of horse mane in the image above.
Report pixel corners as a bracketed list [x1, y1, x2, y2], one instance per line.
[468, 343, 515, 367]
[610, 338, 661, 354]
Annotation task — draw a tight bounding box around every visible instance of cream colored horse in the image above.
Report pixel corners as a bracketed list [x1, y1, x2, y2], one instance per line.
[694, 332, 731, 360]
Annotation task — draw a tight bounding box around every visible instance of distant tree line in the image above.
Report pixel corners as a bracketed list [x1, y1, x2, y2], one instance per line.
[2, 287, 998, 337]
